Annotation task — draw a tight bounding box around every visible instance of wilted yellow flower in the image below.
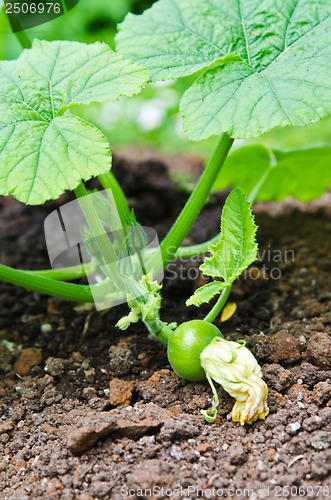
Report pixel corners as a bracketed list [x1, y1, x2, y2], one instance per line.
[200, 337, 269, 425]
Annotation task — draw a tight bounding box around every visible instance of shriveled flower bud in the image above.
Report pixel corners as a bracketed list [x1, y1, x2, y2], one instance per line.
[200, 337, 268, 425]
[116, 316, 131, 330]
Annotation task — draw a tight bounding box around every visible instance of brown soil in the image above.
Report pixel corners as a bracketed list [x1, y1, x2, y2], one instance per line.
[0, 155, 330, 500]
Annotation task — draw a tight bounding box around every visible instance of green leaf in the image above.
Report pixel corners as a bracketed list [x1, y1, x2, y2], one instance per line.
[117, 0, 331, 140]
[116, 0, 236, 81]
[0, 40, 149, 204]
[186, 281, 225, 307]
[214, 145, 331, 202]
[201, 189, 258, 283]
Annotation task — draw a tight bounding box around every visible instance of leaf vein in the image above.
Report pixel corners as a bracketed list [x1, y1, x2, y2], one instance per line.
[258, 73, 293, 124]
[238, 0, 251, 65]
[283, 0, 300, 50]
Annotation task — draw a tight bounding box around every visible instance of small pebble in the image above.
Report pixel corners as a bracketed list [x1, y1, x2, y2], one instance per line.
[40, 323, 53, 334]
[138, 435, 155, 445]
[169, 445, 184, 460]
[287, 422, 301, 435]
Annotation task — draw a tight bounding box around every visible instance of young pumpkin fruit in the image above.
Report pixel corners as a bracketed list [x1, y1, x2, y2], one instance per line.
[167, 320, 221, 381]
[167, 319, 269, 425]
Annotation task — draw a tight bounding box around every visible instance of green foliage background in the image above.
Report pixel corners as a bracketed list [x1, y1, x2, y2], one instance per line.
[0, 0, 330, 183]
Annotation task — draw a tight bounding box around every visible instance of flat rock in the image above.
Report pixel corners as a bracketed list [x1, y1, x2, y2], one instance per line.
[67, 403, 174, 455]
[250, 330, 301, 364]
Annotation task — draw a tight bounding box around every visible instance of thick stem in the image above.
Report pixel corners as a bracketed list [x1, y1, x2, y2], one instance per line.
[24, 260, 96, 281]
[98, 172, 131, 228]
[0, 264, 93, 302]
[74, 182, 122, 289]
[160, 133, 234, 266]
[142, 319, 173, 345]
[204, 285, 231, 323]
[14, 30, 32, 49]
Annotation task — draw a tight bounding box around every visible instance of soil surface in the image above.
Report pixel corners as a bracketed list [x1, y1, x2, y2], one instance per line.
[0, 155, 330, 500]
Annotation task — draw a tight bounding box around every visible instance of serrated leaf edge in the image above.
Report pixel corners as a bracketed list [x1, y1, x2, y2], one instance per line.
[186, 281, 225, 307]
[200, 189, 258, 284]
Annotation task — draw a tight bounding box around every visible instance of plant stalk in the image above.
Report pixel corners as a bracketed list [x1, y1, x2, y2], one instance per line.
[24, 260, 96, 281]
[160, 133, 234, 266]
[14, 30, 32, 49]
[203, 285, 231, 323]
[175, 234, 220, 258]
[7, 10, 32, 50]
[142, 319, 173, 345]
[74, 182, 123, 289]
[98, 172, 131, 229]
[0, 264, 94, 302]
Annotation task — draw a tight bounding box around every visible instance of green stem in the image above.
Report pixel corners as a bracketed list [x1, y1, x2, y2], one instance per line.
[60, 0, 68, 13]
[0, 264, 93, 302]
[175, 234, 220, 258]
[14, 30, 32, 49]
[24, 260, 96, 281]
[136, 249, 148, 278]
[142, 319, 173, 345]
[7, 25, 125, 303]
[201, 372, 220, 423]
[74, 182, 122, 289]
[98, 171, 131, 257]
[98, 172, 131, 228]
[247, 170, 270, 204]
[160, 133, 234, 266]
[174, 169, 270, 259]
[7, 10, 32, 50]
[204, 285, 231, 323]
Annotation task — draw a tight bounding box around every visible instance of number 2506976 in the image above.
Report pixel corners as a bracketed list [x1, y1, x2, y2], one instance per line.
[5, 2, 61, 14]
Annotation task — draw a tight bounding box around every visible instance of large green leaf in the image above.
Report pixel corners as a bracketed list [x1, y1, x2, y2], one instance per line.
[214, 145, 331, 202]
[117, 0, 331, 140]
[201, 189, 258, 282]
[0, 40, 149, 204]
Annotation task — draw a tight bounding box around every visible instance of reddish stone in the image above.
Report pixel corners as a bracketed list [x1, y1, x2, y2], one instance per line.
[196, 443, 211, 453]
[146, 369, 171, 387]
[13, 348, 42, 376]
[109, 378, 134, 406]
[306, 332, 331, 369]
